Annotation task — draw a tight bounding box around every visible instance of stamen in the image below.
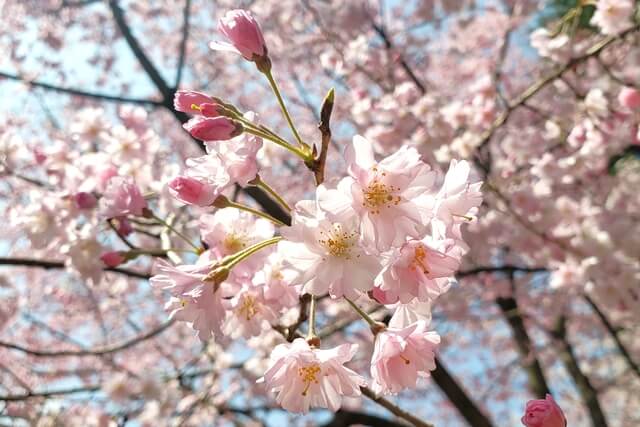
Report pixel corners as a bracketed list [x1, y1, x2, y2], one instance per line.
[298, 364, 321, 396]
[318, 224, 358, 259]
[412, 245, 430, 274]
[238, 295, 259, 320]
[399, 354, 411, 365]
[190, 103, 202, 111]
[361, 168, 401, 214]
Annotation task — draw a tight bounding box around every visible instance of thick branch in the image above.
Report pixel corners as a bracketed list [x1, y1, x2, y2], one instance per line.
[457, 265, 547, 278]
[0, 320, 174, 358]
[174, 0, 192, 89]
[496, 296, 551, 398]
[0, 71, 162, 106]
[322, 409, 413, 427]
[108, 0, 171, 99]
[430, 358, 495, 427]
[313, 88, 334, 185]
[551, 317, 609, 427]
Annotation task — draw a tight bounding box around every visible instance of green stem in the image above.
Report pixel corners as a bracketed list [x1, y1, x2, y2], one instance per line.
[252, 176, 291, 212]
[345, 298, 377, 327]
[151, 213, 201, 252]
[244, 127, 308, 160]
[225, 236, 282, 270]
[263, 69, 308, 150]
[225, 200, 287, 226]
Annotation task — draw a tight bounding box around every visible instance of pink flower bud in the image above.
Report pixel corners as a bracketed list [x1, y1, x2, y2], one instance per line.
[521, 394, 566, 427]
[74, 192, 97, 209]
[168, 176, 217, 206]
[183, 116, 242, 142]
[199, 103, 223, 117]
[618, 86, 640, 110]
[100, 251, 126, 268]
[217, 10, 267, 61]
[173, 90, 214, 114]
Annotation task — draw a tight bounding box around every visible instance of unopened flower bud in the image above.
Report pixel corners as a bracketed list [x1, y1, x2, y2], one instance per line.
[100, 251, 126, 267]
[74, 192, 97, 209]
[183, 116, 243, 142]
[215, 10, 267, 61]
[618, 86, 640, 110]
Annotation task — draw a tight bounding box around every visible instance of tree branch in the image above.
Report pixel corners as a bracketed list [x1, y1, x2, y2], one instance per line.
[550, 316, 609, 427]
[0, 71, 163, 106]
[174, 0, 192, 89]
[0, 256, 151, 279]
[474, 24, 640, 174]
[496, 295, 551, 398]
[0, 385, 100, 402]
[0, 320, 174, 358]
[430, 357, 495, 427]
[322, 408, 412, 427]
[361, 386, 434, 427]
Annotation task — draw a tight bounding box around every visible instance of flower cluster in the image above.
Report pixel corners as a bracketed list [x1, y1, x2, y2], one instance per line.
[147, 9, 482, 413]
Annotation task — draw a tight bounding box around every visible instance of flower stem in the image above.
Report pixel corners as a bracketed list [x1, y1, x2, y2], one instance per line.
[224, 199, 287, 227]
[263, 69, 308, 151]
[225, 236, 282, 270]
[150, 213, 201, 252]
[244, 127, 309, 160]
[345, 297, 377, 327]
[251, 176, 291, 212]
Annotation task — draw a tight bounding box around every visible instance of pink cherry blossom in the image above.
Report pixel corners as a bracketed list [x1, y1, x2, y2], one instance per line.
[323, 135, 436, 250]
[370, 320, 440, 394]
[260, 338, 365, 413]
[223, 282, 278, 339]
[278, 196, 381, 299]
[211, 10, 268, 61]
[376, 237, 461, 303]
[99, 176, 147, 219]
[165, 283, 226, 342]
[169, 154, 231, 206]
[521, 394, 567, 427]
[591, 0, 634, 35]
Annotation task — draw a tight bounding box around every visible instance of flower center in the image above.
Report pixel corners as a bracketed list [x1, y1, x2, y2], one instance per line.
[238, 295, 259, 320]
[298, 364, 321, 396]
[362, 168, 401, 214]
[411, 245, 430, 274]
[224, 234, 247, 253]
[318, 224, 358, 259]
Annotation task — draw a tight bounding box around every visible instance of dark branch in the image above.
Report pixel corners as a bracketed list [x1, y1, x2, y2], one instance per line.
[0, 320, 174, 358]
[322, 409, 411, 427]
[496, 295, 551, 398]
[0, 71, 163, 106]
[0, 256, 151, 279]
[174, 0, 192, 89]
[0, 385, 100, 402]
[457, 265, 547, 278]
[550, 316, 609, 427]
[431, 358, 495, 427]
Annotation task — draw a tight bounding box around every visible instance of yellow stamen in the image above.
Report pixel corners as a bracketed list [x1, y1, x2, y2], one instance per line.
[238, 295, 259, 320]
[361, 167, 401, 214]
[318, 224, 358, 259]
[190, 103, 202, 111]
[298, 364, 321, 396]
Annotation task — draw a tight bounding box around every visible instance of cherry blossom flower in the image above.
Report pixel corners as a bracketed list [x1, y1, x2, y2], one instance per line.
[223, 282, 278, 339]
[200, 208, 274, 258]
[278, 196, 381, 299]
[376, 237, 461, 303]
[591, 0, 634, 35]
[370, 320, 440, 394]
[99, 176, 147, 219]
[521, 394, 567, 427]
[618, 86, 640, 110]
[320, 135, 436, 250]
[165, 283, 226, 342]
[168, 154, 231, 206]
[260, 338, 365, 413]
